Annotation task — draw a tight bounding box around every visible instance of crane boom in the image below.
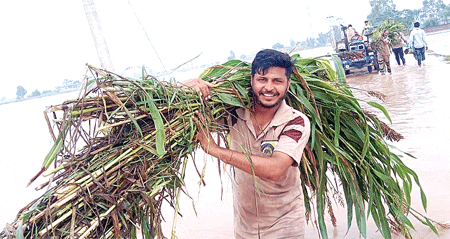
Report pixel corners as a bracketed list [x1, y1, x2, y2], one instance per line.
[82, 0, 114, 72]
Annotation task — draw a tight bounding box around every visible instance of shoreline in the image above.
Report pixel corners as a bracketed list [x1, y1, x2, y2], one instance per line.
[427, 50, 450, 63]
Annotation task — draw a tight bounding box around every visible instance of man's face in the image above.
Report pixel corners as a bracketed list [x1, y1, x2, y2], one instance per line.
[251, 66, 290, 109]
[384, 31, 390, 36]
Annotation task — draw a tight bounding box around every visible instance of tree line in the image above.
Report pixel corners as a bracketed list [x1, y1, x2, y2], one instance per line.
[4, 79, 81, 103]
[367, 0, 450, 30]
[266, 0, 450, 50]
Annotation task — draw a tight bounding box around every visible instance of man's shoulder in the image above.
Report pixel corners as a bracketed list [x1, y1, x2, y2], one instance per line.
[272, 102, 310, 128]
[283, 106, 310, 128]
[228, 107, 246, 126]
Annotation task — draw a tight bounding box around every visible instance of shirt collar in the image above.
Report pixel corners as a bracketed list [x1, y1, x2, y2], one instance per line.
[238, 100, 294, 127]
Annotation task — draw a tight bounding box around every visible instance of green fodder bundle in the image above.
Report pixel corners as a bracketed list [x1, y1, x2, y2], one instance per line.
[371, 19, 406, 52]
[0, 55, 441, 239]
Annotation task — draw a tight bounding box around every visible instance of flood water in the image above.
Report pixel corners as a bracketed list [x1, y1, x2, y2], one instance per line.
[1, 32, 450, 238]
[324, 53, 450, 239]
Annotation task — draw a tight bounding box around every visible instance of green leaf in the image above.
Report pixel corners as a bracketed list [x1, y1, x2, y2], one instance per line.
[131, 225, 137, 239]
[367, 101, 392, 124]
[421, 188, 428, 211]
[123, 106, 143, 137]
[15, 223, 24, 239]
[397, 210, 415, 229]
[425, 217, 438, 234]
[216, 92, 244, 107]
[333, 108, 341, 147]
[146, 98, 166, 157]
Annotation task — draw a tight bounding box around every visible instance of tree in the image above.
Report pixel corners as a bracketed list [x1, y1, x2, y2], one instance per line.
[72, 80, 81, 88]
[306, 37, 316, 48]
[423, 17, 440, 27]
[227, 50, 236, 61]
[16, 86, 27, 99]
[398, 9, 419, 31]
[272, 43, 284, 49]
[290, 38, 299, 48]
[421, 0, 446, 20]
[367, 0, 399, 25]
[31, 89, 41, 97]
[42, 90, 52, 95]
[442, 4, 450, 24]
[333, 25, 344, 41]
[316, 32, 330, 47]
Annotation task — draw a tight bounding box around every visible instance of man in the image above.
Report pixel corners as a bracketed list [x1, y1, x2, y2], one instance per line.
[392, 32, 407, 66]
[408, 21, 428, 67]
[184, 49, 311, 238]
[377, 30, 392, 75]
[361, 20, 373, 42]
[346, 24, 358, 42]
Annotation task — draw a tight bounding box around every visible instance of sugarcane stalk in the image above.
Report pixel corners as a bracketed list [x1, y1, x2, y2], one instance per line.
[38, 207, 73, 236]
[78, 204, 117, 239]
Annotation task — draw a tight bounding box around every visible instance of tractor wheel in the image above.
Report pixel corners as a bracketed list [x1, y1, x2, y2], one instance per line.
[345, 70, 350, 75]
[373, 60, 379, 70]
[368, 66, 372, 73]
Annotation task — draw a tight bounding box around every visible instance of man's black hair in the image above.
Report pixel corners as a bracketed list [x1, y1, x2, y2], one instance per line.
[251, 49, 294, 79]
[414, 22, 420, 27]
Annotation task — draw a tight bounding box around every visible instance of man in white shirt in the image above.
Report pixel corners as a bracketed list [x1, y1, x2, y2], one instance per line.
[408, 22, 428, 67]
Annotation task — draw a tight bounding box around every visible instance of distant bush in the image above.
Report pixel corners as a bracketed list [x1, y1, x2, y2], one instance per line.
[16, 86, 27, 99]
[424, 18, 440, 28]
[31, 89, 41, 97]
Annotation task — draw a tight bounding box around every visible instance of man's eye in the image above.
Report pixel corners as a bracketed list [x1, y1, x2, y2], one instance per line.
[274, 79, 283, 84]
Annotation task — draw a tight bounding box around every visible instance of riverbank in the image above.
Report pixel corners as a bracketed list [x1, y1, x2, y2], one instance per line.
[423, 23, 450, 34]
[428, 50, 450, 63]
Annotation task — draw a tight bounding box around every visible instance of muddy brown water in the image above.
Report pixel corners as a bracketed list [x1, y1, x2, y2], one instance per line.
[301, 53, 449, 238]
[330, 53, 450, 239]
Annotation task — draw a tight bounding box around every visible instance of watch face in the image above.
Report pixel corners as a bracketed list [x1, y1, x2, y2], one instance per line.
[261, 140, 278, 155]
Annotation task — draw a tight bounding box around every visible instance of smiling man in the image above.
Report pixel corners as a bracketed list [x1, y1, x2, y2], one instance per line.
[184, 49, 311, 238]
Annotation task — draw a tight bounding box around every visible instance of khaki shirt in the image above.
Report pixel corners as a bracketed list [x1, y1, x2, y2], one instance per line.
[227, 101, 311, 238]
[377, 33, 391, 57]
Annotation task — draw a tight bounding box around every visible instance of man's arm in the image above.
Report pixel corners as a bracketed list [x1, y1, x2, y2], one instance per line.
[197, 127, 294, 181]
[422, 31, 428, 49]
[407, 34, 413, 48]
[194, 112, 293, 181]
[401, 33, 407, 44]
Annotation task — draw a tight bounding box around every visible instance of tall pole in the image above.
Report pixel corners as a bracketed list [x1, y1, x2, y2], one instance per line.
[82, 0, 114, 72]
[327, 15, 336, 51]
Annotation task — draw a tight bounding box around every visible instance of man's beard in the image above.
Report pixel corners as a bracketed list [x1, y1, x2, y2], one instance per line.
[252, 89, 287, 109]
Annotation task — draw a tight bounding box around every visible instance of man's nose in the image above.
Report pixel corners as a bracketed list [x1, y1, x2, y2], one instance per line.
[263, 83, 274, 91]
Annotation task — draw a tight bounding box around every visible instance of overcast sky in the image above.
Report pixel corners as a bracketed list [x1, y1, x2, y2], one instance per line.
[0, 0, 447, 99]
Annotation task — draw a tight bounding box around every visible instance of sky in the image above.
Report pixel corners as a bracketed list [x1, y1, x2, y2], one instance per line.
[0, 0, 448, 99]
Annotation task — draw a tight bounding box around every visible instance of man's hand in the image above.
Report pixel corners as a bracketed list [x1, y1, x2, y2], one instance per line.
[193, 111, 218, 154]
[182, 78, 214, 100]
